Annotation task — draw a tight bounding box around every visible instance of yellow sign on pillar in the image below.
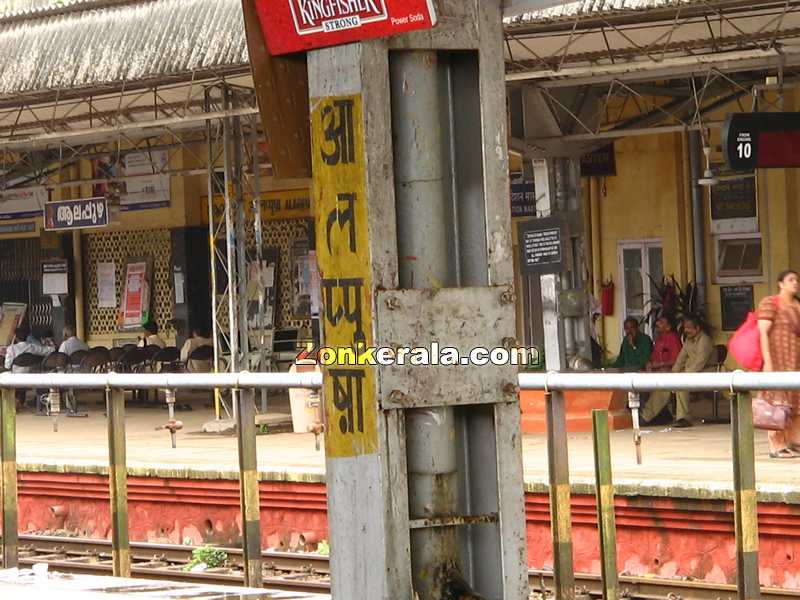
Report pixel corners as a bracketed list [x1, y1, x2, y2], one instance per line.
[312, 94, 378, 458]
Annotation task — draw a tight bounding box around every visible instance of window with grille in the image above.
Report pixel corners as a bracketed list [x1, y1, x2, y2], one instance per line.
[716, 235, 763, 281]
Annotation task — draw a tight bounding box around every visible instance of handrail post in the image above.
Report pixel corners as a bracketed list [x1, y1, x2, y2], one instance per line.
[592, 410, 619, 600]
[1, 388, 18, 569]
[107, 387, 130, 577]
[732, 392, 760, 599]
[546, 390, 575, 600]
[237, 387, 262, 587]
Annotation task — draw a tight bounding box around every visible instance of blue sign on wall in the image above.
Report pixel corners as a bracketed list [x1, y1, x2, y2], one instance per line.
[43, 197, 108, 231]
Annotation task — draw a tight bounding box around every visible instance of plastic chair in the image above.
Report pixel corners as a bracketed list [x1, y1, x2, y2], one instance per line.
[11, 352, 45, 410]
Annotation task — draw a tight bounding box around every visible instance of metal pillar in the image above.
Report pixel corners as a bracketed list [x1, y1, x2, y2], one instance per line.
[732, 393, 761, 599]
[106, 388, 130, 577]
[309, 2, 527, 598]
[237, 388, 262, 587]
[534, 157, 575, 600]
[391, 50, 458, 598]
[0, 388, 17, 569]
[689, 130, 707, 305]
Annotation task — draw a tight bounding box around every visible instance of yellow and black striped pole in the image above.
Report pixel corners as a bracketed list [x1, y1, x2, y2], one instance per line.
[106, 387, 130, 577]
[1, 388, 17, 569]
[732, 392, 761, 599]
[592, 410, 619, 600]
[237, 388, 262, 588]
[546, 391, 575, 600]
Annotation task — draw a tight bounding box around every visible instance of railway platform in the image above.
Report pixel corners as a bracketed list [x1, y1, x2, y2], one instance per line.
[13, 399, 800, 589]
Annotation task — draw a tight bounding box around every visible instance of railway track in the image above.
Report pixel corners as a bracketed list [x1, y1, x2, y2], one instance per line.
[7, 535, 800, 599]
[9, 534, 330, 594]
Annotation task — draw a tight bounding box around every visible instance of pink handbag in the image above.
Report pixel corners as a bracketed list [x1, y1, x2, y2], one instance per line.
[752, 395, 789, 431]
[728, 311, 763, 371]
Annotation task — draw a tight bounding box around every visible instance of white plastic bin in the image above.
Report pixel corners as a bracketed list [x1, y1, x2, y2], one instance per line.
[289, 359, 321, 433]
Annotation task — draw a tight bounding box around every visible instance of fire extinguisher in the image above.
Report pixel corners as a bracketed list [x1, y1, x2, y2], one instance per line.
[600, 278, 615, 316]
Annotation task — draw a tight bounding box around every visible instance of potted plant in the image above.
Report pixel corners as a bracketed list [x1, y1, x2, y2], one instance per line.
[644, 275, 708, 333]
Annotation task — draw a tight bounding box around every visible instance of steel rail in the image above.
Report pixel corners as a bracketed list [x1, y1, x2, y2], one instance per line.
[519, 370, 800, 392]
[0, 371, 322, 389]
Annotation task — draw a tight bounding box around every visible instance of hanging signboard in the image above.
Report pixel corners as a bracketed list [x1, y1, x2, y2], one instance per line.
[255, 0, 437, 55]
[0, 186, 47, 221]
[580, 143, 616, 177]
[510, 181, 535, 218]
[723, 112, 800, 170]
[517, 216, 569, 275]
[43, 197, 108, 231]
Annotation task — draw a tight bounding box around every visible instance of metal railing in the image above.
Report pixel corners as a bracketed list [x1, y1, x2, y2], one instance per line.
[519, 370, 789, 600]
[0, 371, 322, 588]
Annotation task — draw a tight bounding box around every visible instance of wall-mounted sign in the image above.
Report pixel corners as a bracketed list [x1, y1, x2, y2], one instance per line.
[0, 221, 36, 235]
[42, 259, 69, 296]
[510, 181, 535, 218]
[255, 0, 437, 55]
[580, 143, 616, 177]
[0, 186, 47, 220]
[710, 174, 757, 235]
[721, 285, 754, 331]
[517, 216, 568, 275]
[43, 197, 108, 231]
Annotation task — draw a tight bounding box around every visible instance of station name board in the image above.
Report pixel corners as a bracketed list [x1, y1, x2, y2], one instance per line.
[255, 0, 437, 55]
[44, 197, 108, 231]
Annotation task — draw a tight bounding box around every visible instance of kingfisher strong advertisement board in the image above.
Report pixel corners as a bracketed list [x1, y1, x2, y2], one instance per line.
[255, 0, 437, 55]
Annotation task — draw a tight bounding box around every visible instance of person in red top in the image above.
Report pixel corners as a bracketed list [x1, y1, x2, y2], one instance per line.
[647, 315, 682, 372]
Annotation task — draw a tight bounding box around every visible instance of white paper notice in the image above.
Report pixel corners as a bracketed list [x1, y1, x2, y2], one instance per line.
[97, 262, 117, 308]
[174, 272, 185, 305]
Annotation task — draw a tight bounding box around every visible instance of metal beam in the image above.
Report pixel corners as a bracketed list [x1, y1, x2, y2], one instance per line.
[0, 107, 259, 150]
[508, 48, 800, 87]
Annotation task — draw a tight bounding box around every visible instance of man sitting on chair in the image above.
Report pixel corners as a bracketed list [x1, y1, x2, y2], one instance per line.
[4, 325, 54, 409]
[640, 315, 716, 428]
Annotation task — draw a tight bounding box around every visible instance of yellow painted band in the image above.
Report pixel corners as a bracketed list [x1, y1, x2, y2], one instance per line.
[738, 489, 759, 553]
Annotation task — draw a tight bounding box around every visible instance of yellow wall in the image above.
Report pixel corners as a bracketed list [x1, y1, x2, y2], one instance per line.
[589, 87, 800, 367]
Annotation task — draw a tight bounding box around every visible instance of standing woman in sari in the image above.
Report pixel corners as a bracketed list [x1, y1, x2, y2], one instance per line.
[758, 270, 800, 458]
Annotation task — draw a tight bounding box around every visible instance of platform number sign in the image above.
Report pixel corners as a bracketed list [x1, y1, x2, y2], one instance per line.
[723, 113, 800, 171]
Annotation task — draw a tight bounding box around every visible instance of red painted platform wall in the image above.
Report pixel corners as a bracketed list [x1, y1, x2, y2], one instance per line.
[14, 472, 800, 588]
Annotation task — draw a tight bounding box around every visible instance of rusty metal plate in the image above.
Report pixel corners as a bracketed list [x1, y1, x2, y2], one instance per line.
[375, 287, 519, 409]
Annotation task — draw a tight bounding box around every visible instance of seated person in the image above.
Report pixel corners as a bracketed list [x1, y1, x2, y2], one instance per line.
[4, 325, 55, 409]
[640, 315, 716, 428]
[137, 320, 166, 349]
[612, 317, 653, 372]
[180, 326, 213, 373]
[647, 316, 682, 372]
[58, 324, 89, 356]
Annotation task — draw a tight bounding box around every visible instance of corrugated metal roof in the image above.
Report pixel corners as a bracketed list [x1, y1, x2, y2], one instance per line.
[0, 0, 248, 96]
[1, 0, 101, 21]
[504, 0, 700, 25]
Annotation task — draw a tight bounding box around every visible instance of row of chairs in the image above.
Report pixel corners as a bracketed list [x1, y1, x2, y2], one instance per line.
[12, 344, 215, 415]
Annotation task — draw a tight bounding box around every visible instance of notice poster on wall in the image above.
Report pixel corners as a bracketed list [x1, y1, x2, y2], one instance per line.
[97, 262, 117, 308]
[120, 260, 151, 329]
[92, 150, 170, 212]
[42, 259, 69, 296]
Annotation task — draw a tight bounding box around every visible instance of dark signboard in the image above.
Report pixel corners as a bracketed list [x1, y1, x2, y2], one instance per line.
[721, 285, 754, 332]
[710, 176, 756, 220]
[43, 197, 108, 231]
[580, 143, 616, 177]
[510, 181, 535, 218]
[0, 221, 35, 235]
[517, 217, 567, 275]
[723, 112, 800, 171]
